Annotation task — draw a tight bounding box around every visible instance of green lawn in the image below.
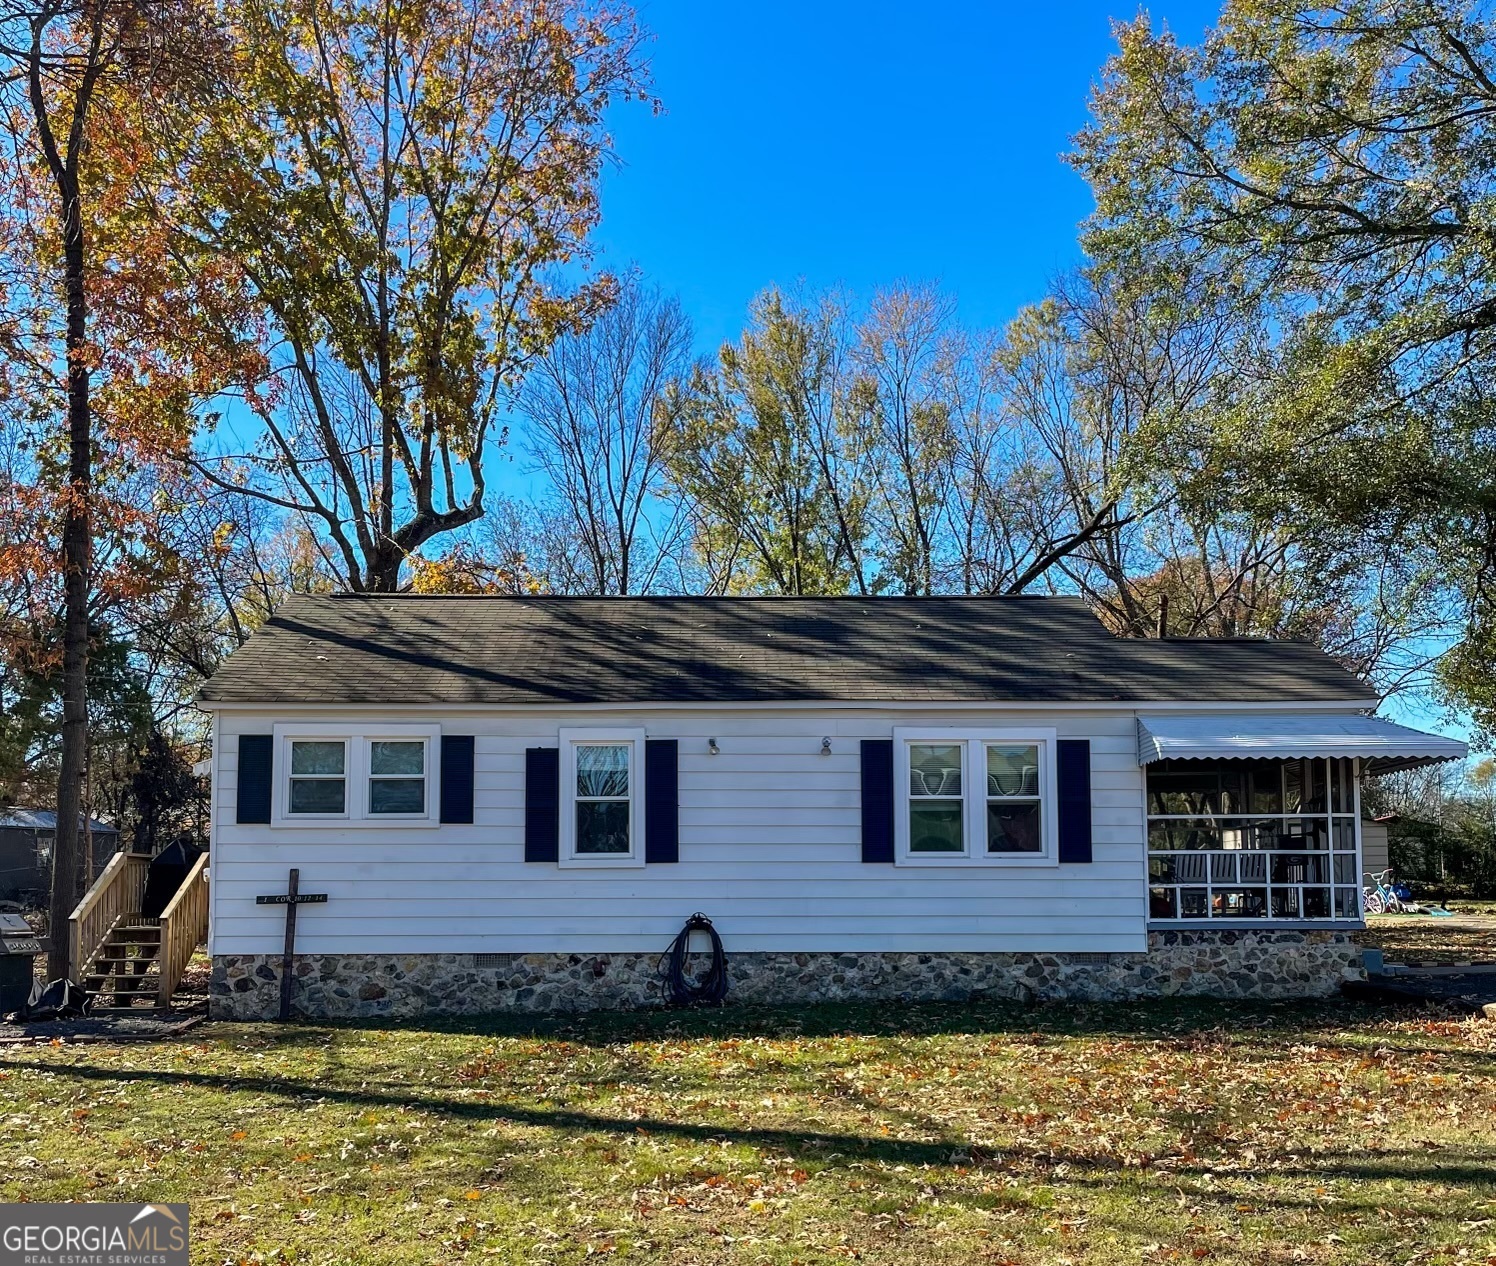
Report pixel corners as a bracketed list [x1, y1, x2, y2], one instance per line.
[2, 999, 1494, 1265]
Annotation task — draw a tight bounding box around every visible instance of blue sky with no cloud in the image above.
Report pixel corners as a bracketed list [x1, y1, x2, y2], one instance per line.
[584, 0, 1222, 353]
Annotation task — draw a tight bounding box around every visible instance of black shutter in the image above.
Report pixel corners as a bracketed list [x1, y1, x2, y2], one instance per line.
[524, 747, 560, 862]
[1057, 738, 1093, 863]
[644, 739, 680, 863]
[237, 734, 273, 824]
[439, 735, 475, 824]
[860, 739, 895, 863]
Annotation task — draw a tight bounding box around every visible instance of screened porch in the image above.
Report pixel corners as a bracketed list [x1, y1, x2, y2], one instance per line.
[1146, 756, 1361, 922]
[1137, 714, 1467, 926]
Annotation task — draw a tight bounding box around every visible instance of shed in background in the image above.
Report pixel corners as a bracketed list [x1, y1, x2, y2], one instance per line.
[1360, 817, 1390, 878]
[0, 809, 120, 907]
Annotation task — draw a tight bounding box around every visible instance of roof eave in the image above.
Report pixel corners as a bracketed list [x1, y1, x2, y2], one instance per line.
[194, 696, 1382, 713]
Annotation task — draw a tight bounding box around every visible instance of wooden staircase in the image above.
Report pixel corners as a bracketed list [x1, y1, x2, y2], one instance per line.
[68, 850, 209, 1011]
[83, 923, 165, 1010]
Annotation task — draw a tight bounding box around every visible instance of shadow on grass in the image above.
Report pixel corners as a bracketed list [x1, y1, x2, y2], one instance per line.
[8, 1052, 1493, 1203]
[0, 1054, 995, 1170]
[207, 995, 1451, 1047]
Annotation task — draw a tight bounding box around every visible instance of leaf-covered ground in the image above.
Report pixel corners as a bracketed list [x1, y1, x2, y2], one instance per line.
[2, 999, 1493, 1265]
[1358, 913, 1496, 964]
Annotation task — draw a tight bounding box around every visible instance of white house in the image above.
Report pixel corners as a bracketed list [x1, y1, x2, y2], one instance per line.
[197, 594, 1466, 1018]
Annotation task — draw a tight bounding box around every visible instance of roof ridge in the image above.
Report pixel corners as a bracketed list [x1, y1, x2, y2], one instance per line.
[1151, 635, 1316, 645]
[300, 592, 1091, 602]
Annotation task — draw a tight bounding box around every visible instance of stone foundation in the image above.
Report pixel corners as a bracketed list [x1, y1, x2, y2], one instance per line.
[210, 930, 1364, 1020]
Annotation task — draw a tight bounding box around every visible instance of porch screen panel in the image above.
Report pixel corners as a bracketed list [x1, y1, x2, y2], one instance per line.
[1145, 757, 1360, 922]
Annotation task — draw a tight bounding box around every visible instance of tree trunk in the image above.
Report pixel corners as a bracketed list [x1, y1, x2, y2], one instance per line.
[48, 178, 91, 984]
[366, 545, 403, 593]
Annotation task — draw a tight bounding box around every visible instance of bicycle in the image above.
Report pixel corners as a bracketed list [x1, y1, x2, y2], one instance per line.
[1362, 869, 1412, 915]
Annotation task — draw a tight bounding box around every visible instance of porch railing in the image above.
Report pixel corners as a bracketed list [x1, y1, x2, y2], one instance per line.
[156, 853, 209, 1006]
[68, 851, 150, 974]
[1146, 806, 1362, 922]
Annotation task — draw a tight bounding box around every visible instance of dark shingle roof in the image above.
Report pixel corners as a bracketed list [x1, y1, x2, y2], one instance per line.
[196, 595, 1374, 706]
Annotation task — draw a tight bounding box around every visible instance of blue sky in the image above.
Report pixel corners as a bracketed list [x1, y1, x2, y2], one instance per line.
[586, 0, 1222, 354]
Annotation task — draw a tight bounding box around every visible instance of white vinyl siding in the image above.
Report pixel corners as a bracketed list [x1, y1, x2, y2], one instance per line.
[208, 706, 1148, 956]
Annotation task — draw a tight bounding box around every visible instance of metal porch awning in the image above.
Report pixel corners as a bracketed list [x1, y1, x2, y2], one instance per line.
[1136, 713, 1467, 775]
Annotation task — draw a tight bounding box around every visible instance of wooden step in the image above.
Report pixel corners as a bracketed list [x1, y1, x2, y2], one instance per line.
[86, 972, 156, 989]
[86, 987, 157, 1005]
[90, 1005, 169, 1014]
[85, 968, 158, 986]
[86, 960, 158, 976]
[93, 945, 160, 963]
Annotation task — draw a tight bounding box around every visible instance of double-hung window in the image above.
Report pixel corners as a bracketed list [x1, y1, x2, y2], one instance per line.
[909, 743, 966, 853]
[273, 725, 437, 824]
[289, 740, 347, 816]
[559, 728, 645, 867]
[368, 740, 427, 815]
[895, 728, 1057, 865]
[984, 744, 1043, 853]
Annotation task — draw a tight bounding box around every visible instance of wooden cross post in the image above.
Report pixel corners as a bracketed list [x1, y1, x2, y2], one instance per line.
[255, 868, 328, 1020]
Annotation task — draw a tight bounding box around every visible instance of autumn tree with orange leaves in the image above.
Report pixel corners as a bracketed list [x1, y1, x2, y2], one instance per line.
[124, 0, 653, 593]
[0, 0, 229, 976]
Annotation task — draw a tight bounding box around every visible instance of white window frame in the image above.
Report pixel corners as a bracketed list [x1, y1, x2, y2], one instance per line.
[559, 727, 646, 869]
[893, 726, 1059, 867]
[284, 735, 350, 821]
[270, 723, 439, 827]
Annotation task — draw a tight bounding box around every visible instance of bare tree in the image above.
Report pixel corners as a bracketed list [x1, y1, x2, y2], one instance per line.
[128, 486, 335, 690]
[857, 282, 1137, 599]
[519, 277, 694, 594]
[857, 286, 957, 595]
[936, 326, 1071, 594]
[994, 270, 1448, 695]
[996, 269, 1231, 617]
[656, 280, 1149, 600]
